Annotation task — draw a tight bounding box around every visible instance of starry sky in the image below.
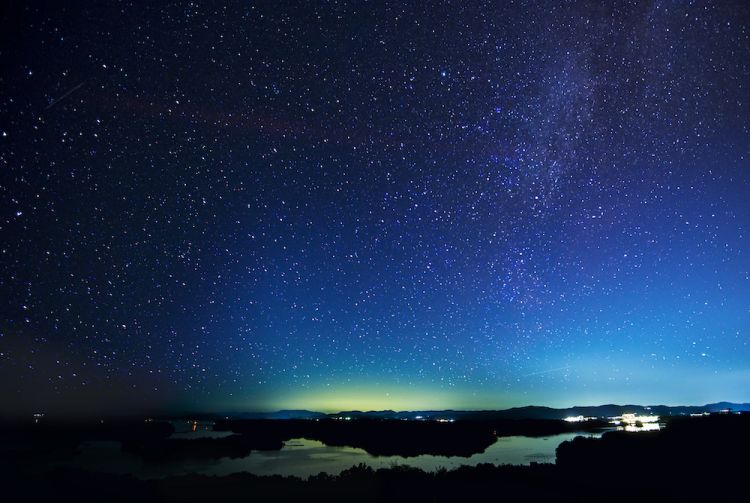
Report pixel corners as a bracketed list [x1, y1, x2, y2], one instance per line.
[1, 1, 750, 416]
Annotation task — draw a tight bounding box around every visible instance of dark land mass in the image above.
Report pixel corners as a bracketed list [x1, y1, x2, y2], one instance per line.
[228, 401, 750, 420]
[1, 413, 748, 502]
[207, 417, 605, 458]
[0, 416, 605, 462]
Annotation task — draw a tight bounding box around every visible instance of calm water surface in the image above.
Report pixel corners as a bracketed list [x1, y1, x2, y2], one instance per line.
[61, 431, 601, 479]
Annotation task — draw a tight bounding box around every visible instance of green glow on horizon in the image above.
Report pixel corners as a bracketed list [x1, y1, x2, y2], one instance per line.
[260, 384, 523, 413]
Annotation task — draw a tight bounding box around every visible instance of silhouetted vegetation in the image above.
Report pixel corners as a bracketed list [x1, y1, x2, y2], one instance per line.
[210, 417, 606, 458]
[556, 413, 750, 486]
[2, 413, 748, 502]
[98, 417, 610, 461]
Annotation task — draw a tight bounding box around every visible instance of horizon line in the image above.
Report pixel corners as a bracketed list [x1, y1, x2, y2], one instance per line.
[5, 400, 747, 420]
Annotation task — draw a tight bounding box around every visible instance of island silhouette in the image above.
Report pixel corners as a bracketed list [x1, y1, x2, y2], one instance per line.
[2, 405, 749, 502]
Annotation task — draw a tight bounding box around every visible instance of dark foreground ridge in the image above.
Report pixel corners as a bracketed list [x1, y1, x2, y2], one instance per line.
[1, 413, 748, 502]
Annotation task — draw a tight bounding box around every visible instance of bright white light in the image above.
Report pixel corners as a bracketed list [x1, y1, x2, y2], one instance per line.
[564, 415, 585, 422]
[610, 413, 661, 431]
[618, 413, 659, 424]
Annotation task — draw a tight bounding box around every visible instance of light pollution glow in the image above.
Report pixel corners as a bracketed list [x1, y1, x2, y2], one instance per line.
[259, 385, 521, 413]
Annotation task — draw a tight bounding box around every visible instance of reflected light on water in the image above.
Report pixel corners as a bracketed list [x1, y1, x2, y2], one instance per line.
[620, 422, 660, 432]
[61, 431, 602, 479]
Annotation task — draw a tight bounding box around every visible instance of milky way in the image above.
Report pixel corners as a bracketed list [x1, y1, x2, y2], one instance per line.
[1, 1, 749, 415]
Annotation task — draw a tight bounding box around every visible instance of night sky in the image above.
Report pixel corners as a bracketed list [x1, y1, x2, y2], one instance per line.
[1, 1, 749, 416]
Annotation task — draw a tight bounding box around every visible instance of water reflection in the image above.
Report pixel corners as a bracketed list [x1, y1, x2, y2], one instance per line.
[63, 431, 601, 479]
[619, 423, 660, 432]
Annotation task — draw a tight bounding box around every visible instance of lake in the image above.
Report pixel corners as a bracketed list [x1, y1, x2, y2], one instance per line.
[58, 428, 601, 479]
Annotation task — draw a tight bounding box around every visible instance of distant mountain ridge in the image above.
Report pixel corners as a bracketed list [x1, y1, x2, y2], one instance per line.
[225, 402, 750, 420]
[228, 410, 330, 420]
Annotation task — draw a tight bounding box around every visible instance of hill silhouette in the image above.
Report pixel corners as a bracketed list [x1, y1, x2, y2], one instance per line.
[215, 401, 750, 421]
